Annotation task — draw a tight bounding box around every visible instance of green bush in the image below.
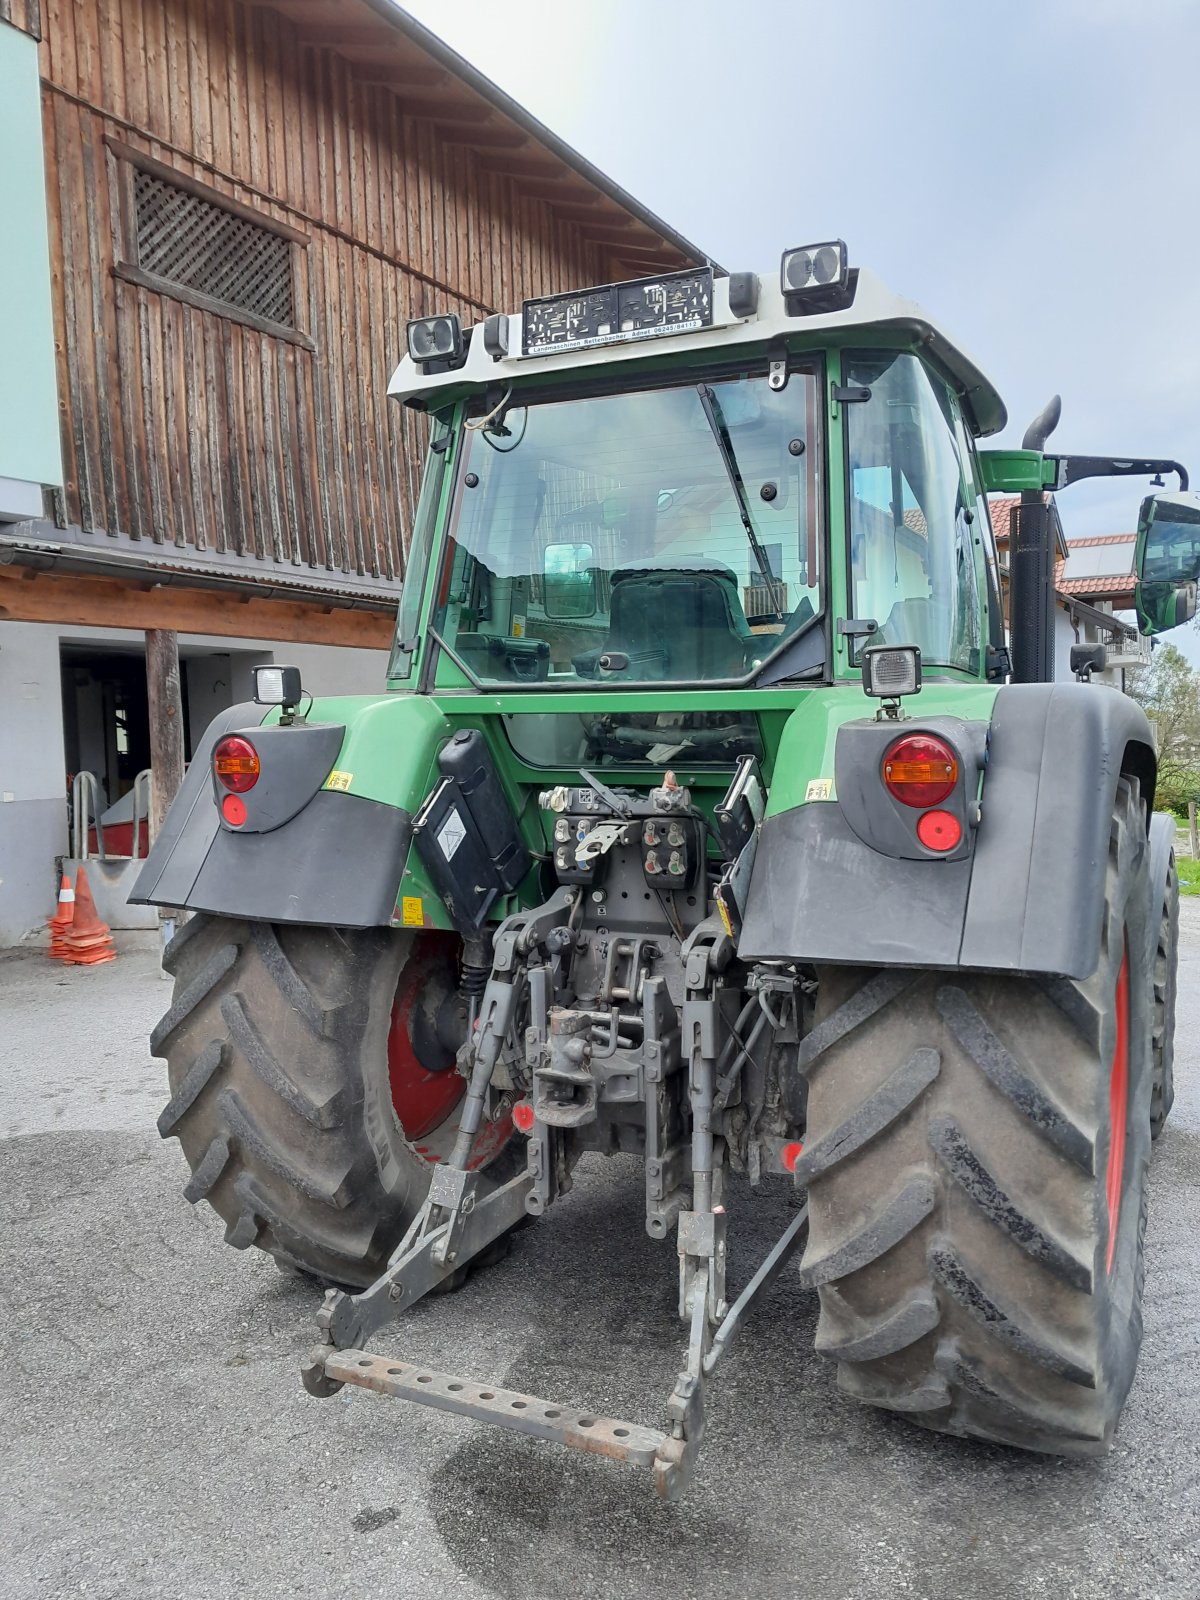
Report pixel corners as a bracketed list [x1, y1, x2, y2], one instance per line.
[1178, 857, 1200, 897]
[1155, 768, 1200, 819]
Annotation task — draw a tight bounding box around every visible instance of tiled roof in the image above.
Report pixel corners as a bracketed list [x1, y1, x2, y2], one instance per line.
[987, 494, 1069, 559]
[1056, 574, 1136, 598]
[989, 496, 1017, 545]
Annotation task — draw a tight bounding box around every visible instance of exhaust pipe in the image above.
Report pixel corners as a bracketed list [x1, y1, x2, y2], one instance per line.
[1010, 395, 1061, 684]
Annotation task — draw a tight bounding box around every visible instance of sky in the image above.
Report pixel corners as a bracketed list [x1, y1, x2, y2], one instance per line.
[404, 0, 1200, 660]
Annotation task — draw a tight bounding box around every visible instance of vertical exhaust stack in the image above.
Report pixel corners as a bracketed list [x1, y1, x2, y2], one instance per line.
[1010, 396, 1062, 684]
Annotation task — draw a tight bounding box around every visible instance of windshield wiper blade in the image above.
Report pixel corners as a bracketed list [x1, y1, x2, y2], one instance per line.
[695, 384, 785, 622]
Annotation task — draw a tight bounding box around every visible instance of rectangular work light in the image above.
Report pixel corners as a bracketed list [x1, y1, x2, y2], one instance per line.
[253, 664, 303, 710]
[406, 313, 463, 367]
[780, 240, 852, 314]
[861, 644, 922, 699]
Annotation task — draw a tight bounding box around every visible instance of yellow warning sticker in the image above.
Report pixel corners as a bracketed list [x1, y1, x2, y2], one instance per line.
[401, 896, 426, 927]
[805, 778, 834, 802]
[325, 769, 353, 792]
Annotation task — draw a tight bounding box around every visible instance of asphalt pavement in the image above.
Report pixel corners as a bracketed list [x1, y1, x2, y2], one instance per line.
[1, 912, 1198, 1600]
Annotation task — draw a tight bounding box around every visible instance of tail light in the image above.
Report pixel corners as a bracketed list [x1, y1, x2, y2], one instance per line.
[882, 734, 958, 808]
[213, 735, 260, 793]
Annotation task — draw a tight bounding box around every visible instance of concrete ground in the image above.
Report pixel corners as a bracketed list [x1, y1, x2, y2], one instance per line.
[1, 915, 1198, 1600]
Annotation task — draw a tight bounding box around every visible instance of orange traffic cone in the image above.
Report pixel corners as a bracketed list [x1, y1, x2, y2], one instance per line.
[47, 872, 75, 961]
[60, 865, 116, 966]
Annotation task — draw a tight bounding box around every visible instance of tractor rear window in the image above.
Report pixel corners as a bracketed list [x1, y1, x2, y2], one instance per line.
[501, 709, 765, 771]
[430, 369, 824, 687]
[845, 352, 983, 673]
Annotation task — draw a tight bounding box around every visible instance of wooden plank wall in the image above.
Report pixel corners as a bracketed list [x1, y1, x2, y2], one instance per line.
[0, 0, 41, 37]
[34, 0, 643, 583]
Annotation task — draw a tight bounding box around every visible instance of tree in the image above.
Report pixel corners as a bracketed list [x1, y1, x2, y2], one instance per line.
[1127, 642, 1200, 810]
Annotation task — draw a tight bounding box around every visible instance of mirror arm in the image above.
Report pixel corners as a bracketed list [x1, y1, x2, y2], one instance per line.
[1045, 454, 1189, 492]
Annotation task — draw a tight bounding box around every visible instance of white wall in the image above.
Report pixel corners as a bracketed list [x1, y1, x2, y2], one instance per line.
[284, 642, 391, 699]
[0, 622, 70, 942]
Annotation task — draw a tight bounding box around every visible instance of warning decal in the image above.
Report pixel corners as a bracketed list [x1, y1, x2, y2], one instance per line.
[437, 808, 467, 860]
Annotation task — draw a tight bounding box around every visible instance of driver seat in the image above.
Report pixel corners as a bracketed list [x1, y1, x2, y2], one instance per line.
[574, 560, 754, 680]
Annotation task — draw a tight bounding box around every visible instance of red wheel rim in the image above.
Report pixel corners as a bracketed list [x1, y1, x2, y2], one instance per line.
[1104, 944, 1130, 1276]
[387, 936, 513, 1168]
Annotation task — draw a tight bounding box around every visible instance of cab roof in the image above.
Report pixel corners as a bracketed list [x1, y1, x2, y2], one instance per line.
[387, 266, 1008, 437]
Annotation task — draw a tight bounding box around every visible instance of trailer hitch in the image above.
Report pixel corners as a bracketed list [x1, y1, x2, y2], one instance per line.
[302, 1192, 808, 1499]
[300, 895, 808, 1498]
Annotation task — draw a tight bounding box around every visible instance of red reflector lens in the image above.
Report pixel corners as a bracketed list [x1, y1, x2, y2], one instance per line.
[781, 1141, 804, 1172]
[882, 734, 958, 808]
[916, 809, 962, 852]
[513, 1101, 535, 1133]
[213, 735, 260, 793]
[221, 793, 247, 827]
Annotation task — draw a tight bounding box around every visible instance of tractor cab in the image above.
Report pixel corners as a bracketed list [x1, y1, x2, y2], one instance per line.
[386, 248, 1013, 728]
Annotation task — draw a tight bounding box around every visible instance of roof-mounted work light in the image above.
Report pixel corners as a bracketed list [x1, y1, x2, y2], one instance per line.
[780, 240, 852, 314]
[406, 313, 463, 367]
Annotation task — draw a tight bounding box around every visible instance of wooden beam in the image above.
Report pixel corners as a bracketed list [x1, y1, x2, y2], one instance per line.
[146, 629, 184, 845]
[0, 566, 396, 648]
[426, 120, 532, 151]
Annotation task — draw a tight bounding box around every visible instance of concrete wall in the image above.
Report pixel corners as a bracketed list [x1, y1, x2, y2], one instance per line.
[0, 623, 70, 944]
[0, 620, 389, 946]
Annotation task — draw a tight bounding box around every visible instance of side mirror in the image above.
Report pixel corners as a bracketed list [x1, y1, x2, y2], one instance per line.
[543, 541, 597, 619]
[1134, 490, 1200, 635]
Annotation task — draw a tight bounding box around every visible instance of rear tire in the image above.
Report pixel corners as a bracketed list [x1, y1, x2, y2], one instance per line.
[152, 916, 523, 1288]
[795, 777, 1153, 1454]
[1150, 847, 1178, 1140]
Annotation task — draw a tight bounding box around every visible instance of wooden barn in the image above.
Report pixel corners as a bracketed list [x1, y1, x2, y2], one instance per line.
[0, 0, 708, 943]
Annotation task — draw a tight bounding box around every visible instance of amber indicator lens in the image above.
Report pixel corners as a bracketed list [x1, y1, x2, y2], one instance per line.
[882, 734, 958, 808]
[213, 735, 261, 793]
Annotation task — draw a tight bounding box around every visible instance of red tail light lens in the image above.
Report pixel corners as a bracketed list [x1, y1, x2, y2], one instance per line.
[213, 735, 260, 793]
[882, 734, 958, 808]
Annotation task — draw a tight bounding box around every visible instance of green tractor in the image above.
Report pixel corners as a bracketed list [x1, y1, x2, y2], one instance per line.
[136, 244, 1198, 1497]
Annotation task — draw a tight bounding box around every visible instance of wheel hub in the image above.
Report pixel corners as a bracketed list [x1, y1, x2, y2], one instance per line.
[387, 936, 513, 1166]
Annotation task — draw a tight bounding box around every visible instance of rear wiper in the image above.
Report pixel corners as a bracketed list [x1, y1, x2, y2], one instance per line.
[695, 384, 785, 622]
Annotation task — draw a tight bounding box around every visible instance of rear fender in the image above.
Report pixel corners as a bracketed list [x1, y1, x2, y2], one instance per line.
[132, 695, 453, 927]
[738, 682, 1157, 979]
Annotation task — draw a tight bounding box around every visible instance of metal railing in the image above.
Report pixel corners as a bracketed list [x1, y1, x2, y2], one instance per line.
[70, 768, 152, 860]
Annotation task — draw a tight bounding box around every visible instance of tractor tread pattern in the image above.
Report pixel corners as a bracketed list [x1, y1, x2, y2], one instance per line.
[161, 910, 219, 977]
[795, 970, 919, 1075]
[250, 923, 331, 1034]
[936, 1350, 1104, 1449]
[149, 944, 238, 1055]
[216, 1087, 352, 1208]
[157, 1040, 224, 1138]
[1150, 853, 1178, 1139]
[796, 1177, 936, 1288]
[790, 1047, 940, 1186]
[927, 1114, 1092, 1291]
[928, 1243, 1094, 1386]
[815, 1285, 940, 1363]
[218, 990, 342, 1129]
[934, 985, 1095, 1172]
[183, 1135, 230, 1203]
